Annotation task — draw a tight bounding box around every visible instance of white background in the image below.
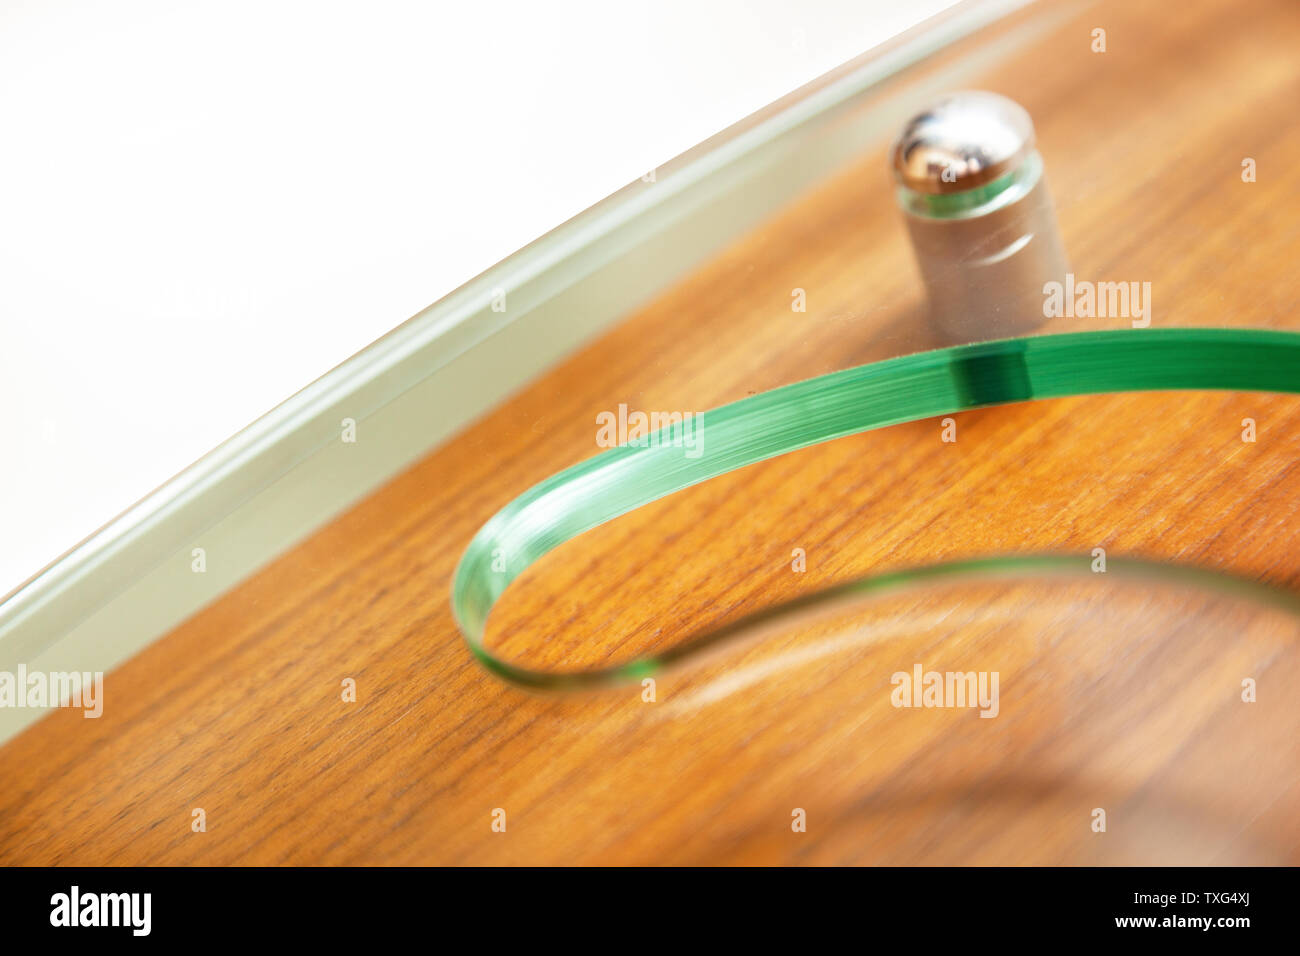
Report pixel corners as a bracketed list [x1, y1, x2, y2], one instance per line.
[0, 0, 955, 597]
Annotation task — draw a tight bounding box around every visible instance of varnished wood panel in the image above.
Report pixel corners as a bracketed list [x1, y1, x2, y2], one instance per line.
[3, 0, 1300, 864]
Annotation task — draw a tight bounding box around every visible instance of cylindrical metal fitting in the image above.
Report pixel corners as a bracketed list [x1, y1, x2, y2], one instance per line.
[891, 91, 1068, 344]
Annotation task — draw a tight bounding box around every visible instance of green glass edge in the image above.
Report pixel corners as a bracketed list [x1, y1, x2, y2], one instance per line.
[451, 328, 1300, 689]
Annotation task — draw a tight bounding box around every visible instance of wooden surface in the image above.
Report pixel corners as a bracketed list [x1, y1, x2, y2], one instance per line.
[4, 0, 1300, 864]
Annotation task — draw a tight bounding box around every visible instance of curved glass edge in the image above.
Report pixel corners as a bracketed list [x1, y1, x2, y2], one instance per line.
[452, 327, 1300, 689]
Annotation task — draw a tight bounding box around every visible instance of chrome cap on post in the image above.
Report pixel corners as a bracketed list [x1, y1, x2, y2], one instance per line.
[891, 91, 1068, 343]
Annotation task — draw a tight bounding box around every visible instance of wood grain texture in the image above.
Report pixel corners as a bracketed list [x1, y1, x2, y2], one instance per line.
[3, 0, 1300, 864]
